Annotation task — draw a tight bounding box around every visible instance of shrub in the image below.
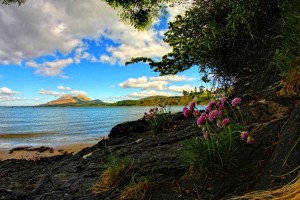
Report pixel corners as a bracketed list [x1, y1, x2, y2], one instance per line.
[92, 155, 132, 193]
[182, 97, 254, 176]
[144, 105, 175, 135]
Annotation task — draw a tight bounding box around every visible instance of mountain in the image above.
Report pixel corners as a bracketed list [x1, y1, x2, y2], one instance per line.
[93, 99, 104, 104]
[43, 94, 101, 106]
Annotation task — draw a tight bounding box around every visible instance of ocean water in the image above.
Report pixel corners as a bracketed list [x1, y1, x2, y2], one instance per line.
[0, 106, 189, 149]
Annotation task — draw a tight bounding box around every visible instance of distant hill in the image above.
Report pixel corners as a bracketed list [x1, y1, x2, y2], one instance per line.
[111, 95, 210, 106]
[41, 94, 210, 107]
[42, 94, 103, 106]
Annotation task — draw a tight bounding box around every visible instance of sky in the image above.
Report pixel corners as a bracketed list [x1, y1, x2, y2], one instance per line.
[0, 0, 202, 106]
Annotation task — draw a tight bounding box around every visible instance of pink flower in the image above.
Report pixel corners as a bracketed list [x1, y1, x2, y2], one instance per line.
[189, 101, 196, 111]
[206, 101, 215, 112]
[197, 114, 206, 126]
[221, 97, 227, 105]
[216, 101, 221, 107]
[231, 97, 241, 107]
[217, 120, 222, 128]
[203, 131, 209, 140]
[183, 106, 188, 111]
[246, 136, 254, 144]
[241, 131, 249, 140]
[183, 108, 190, 118]
[208, 110, 218, 122]
[218, 110, 223, 117]
[222, 118, 230, 126]
[218, 104, 223, 111]
[193, 110, 200, 117]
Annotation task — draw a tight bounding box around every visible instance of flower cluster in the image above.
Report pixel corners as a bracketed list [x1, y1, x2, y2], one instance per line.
[193, 97, 230, 126]
[183, 101, 196, 118]
[183, 97, 254, 144]
[144, 105, 174, 135]
[144, 107, 159, 121]
[240, 131, 254, 144]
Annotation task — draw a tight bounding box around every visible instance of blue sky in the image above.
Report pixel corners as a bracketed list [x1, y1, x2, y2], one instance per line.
[0, 0, 202, 106]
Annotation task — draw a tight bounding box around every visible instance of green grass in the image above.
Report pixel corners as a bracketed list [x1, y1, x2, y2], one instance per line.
[182, 124, 243, 176]
[92, 155, 132, 193]
[144, 106, 176, 135]
[274, 0, 300, 75]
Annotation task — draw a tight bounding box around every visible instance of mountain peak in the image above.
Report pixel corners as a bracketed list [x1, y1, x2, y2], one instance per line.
[44, 94, 93, 106]
[77, 94, 91, 101]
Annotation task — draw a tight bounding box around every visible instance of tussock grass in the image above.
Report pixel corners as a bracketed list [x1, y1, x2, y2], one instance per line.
[119, 177, 153, 200]
[182, 124, 243, 177]
[230, 172, 300, 200]
[92, 156, 132, 193]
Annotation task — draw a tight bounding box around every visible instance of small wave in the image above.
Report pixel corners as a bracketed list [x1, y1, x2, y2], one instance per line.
[0, 143, 12, 149]
[0, 132, 55, 139]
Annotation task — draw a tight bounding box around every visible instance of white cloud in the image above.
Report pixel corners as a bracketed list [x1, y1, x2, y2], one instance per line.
[119, 75, 194, 91]
[74, 44, 98, 64]
[39, 87, 87, 97]
[119, 76, 168, 90]
[0, 87, 19, 95]
[39, 89, 65, 97]
[150, 75, 194, 82]
[0, 96, 24, 101]
[58, 85, 72, 91]
[168, 84, 195, 93]
[0, 87, 22, 102]
[26, 58, 73, 77]
[0, 0, 190, 75]
[70, 90, 88, 96]
[100, 55, 117, 65]
[101, 30, 172, 65]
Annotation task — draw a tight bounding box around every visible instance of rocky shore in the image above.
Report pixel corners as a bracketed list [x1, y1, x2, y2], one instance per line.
[0, 78, 300, 199]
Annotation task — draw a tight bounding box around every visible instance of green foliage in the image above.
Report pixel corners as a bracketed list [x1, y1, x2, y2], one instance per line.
[92, 155, 132, 193]
[144, 106, 174, 134]
[106, 155, 132, 174]
[2, 0, 25, 5]
[120, 176, 154, 200]
[274, 0, 300, 75]
[182, 97, 253, 176]
[182, 124, 242, 176]
[102, 0, 172, 30]
[126, 0, 285, 85]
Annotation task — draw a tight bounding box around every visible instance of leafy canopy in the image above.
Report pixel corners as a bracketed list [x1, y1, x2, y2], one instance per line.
[103, 0, 174, 30]
[2, 0, 25, 5]
[127, 0, 283, 85]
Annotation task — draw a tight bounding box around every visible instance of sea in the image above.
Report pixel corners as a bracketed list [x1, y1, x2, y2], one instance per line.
[0, 106, 189, 149]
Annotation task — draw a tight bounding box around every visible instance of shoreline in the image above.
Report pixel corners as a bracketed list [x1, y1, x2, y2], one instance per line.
[0, 142, 98, 161]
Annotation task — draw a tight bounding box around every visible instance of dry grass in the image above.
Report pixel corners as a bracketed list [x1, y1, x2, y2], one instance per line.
[91, 156, 132, 193]
[278, 63, 300, 96]
[230, 172, 300, 200]
[119, 178, 153, 200]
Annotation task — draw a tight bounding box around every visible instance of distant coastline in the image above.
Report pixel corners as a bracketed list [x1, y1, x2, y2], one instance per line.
[38, 94, 211, 107]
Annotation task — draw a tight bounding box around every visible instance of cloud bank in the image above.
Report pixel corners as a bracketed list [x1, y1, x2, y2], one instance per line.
[39, 86, 87, 97]
[118, 75, 195, 99]
[0, 87, 21, 101]
[0, 0, 189, 77]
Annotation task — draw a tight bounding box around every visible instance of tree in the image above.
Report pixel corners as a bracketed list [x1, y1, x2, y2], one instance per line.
[2, 0, 25, 5]
[199, 86, 205, 94]
[102, 0, 174, 30]
[127, 0, 283, 86]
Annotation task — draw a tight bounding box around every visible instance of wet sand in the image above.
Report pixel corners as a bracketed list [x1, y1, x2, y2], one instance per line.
[0, 143, 97, 161]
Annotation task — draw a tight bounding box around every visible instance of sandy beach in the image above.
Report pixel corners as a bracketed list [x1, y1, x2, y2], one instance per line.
[0, 143, 97, 161]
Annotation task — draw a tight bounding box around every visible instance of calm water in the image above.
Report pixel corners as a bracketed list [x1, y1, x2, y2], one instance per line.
[0, 106, 185, 149]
